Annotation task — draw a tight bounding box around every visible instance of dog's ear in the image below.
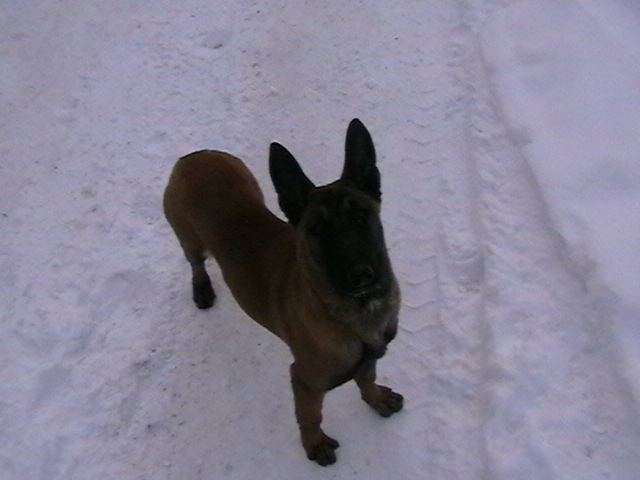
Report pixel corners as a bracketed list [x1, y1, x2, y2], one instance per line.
[269, 142, 315, 225]
[341, 119, 381, 202]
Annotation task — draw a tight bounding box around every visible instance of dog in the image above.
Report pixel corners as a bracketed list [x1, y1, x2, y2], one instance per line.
[163, 119, 403, 465]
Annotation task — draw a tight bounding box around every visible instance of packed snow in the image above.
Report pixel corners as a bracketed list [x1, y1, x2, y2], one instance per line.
[2, 1, 640, 479]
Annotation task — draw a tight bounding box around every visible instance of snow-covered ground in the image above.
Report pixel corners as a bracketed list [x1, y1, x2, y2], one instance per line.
[2, 1, 640, 479]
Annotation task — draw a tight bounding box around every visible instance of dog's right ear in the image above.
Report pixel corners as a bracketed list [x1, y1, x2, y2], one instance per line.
[342, 119, 381, 202]
[269, 142, 315, 225]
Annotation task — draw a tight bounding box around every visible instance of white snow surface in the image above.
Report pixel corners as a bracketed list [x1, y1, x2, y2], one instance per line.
[2, 1, 640, 479]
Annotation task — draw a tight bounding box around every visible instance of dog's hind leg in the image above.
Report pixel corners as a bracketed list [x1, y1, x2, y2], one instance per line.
[354, 359, 403, 417]
[165, 210, 216, 309]
[188, 255, 215, 309]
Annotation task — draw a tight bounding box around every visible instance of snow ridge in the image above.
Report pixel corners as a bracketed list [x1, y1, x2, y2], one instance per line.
[467, 2, 640, 479]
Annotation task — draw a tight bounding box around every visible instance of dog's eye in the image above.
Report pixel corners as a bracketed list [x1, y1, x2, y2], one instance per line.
[306, 206, 331, 234]
[353, 207, 369, 224]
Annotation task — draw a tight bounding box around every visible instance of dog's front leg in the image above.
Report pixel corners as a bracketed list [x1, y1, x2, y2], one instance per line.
[290, 364, 339, 466]
[354, 359, 404, 417]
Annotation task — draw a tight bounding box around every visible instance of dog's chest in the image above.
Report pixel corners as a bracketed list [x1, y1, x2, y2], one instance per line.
[342, 297, 398, 352]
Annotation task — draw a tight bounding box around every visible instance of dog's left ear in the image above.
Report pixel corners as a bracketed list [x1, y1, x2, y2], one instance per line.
[341, 119, 381, 202]
[269, 142, 315, 225]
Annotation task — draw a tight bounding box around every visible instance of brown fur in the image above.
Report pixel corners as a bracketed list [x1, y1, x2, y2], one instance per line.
[163, 121, 402, 466]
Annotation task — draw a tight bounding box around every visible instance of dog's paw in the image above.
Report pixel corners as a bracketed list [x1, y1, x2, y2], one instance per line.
[305, 434, 340, 466]
[193, 280, 215, 309]
[365, 385, 404, 417]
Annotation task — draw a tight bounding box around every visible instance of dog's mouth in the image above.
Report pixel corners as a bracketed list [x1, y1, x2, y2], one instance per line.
[349, 283, 386, 300]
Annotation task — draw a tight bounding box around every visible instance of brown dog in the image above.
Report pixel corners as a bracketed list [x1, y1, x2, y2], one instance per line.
[163, 119, 402, 465]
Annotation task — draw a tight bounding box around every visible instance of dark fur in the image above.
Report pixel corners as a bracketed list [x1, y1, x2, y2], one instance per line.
[163, 119, 402, 466]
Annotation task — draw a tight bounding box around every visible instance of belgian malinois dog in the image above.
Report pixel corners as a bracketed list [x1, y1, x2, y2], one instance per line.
[163, 119, 402, 465]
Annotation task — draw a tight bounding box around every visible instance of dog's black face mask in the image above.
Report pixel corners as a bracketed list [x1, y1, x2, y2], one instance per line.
[301, 185, 392, 299]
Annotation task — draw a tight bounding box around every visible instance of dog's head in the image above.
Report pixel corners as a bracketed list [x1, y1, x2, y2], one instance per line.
[270, 119, 393, 300]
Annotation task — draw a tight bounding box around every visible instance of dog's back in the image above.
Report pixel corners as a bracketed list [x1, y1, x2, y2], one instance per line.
[163, 150, 295, 333]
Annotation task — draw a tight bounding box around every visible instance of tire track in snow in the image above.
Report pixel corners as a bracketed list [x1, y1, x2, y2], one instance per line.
[381, 3, 491, 479]
[144, 2, 492, 478]
[200, 2, 492, 478]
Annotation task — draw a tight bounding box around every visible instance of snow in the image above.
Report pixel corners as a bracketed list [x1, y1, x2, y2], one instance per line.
[2, 1, 640, 479]
[480, 0, 640, 407]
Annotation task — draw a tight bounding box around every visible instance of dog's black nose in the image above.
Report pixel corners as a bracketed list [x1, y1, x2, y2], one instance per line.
[348, 265, 375, 289]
